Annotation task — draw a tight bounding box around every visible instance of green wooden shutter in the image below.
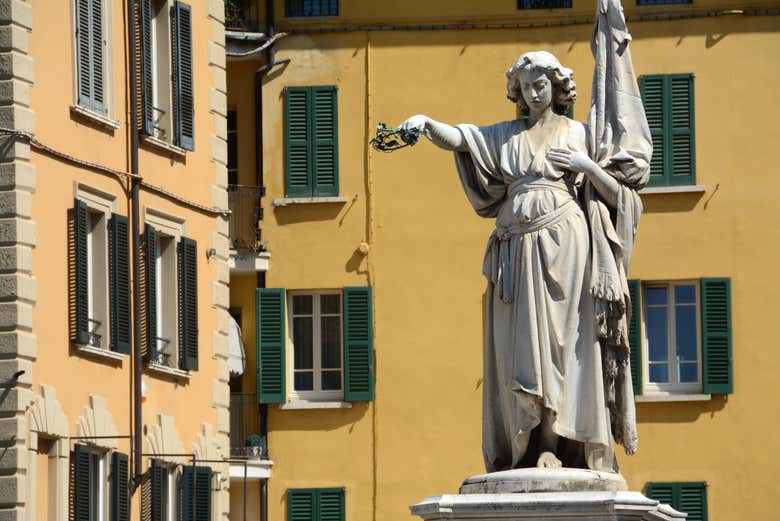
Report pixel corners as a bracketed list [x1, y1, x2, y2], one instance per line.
[182, 466, 212, 521]
[109, 214, 131, 354]
[139, 0, 154, 135]
[640, 74, 695, 187]
[285, 87, 313, 196]
[343, 287, 374, 402]
[172, 1, 195, 150]
[75, 0, 105, 114]
[149, 460, 165, 521]
[257, 288, 286, 403]
[701, 278, 732, 394]
[72, 199, 90, 345]
[317, 489, 345, 521]
[72, 444, 93, 521]
[639, 76, 666, 186]
[144, 225, 158, 362]
[669, 74, 695, 186]
[627, 279, 642, 396]
[110, 452, 129, 521]
[287, 489, 315, 521]
[178, 237, 199, 370]
[646, 482, 707, 521]
[312, 86, 338, 196]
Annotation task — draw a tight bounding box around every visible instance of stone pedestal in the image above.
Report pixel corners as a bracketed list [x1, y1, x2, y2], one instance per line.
[410, 469, 685, 521]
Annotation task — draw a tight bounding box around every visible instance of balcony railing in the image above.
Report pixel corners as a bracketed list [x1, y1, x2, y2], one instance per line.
[228, 185, 262, 252]
[225, 0, 261, 31]
[230, 392, 265, 459]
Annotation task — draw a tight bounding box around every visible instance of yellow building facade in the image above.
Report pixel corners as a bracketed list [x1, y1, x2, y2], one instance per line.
[226, 1, 780, 520]
[1, 1, 232, 521]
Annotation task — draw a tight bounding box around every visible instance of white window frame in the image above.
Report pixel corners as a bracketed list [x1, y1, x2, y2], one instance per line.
[75, 184, 116, 353]
[89, 449, 110, 521]
[150, 0, 174, 143]
[641, 280, 703, 395]
[145, 208, 185, 372]
[71, 0, 115, 119]
[287, 290, 344, 402]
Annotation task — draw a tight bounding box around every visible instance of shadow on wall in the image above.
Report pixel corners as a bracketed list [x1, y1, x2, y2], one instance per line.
[270, 401, 370, 433]
[640, 191, 705, 213]
[636, 394, 728, 424]
[273, 202, 347, 225]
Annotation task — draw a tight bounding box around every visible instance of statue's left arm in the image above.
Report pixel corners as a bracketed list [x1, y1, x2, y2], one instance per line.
[547, 146, 620, 207]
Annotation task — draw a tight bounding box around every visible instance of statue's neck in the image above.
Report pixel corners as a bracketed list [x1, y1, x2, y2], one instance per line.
[526, 108, 556, 128]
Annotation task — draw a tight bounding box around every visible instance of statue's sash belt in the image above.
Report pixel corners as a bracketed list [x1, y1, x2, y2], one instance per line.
[486, 181, 580, 304]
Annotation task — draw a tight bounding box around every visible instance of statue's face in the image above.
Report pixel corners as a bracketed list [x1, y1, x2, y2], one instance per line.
[519, 68, 553, 113]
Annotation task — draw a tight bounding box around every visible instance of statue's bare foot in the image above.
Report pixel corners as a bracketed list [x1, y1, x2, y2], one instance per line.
[536, 451, 562, 469]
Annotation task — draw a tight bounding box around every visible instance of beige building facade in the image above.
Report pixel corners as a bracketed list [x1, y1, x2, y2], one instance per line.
[0, 1, 233, 521]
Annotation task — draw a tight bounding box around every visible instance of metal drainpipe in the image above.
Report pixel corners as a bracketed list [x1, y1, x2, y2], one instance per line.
[126, 0, 143, 491]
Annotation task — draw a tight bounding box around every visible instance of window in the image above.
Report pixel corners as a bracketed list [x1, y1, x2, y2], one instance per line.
[71, 446, 129, 521]
[71, 189, 131, 355]
[227, 109, 238, 186]
[289, 292, 343, 400]
[148, 462, 212, 521]
[643, 282, 701, 393]
[284, 86, 339, 197]
[637, 0, 691, 5]
[74, 0, 112, 115]
[639, 74, 695, 187]
[256, 287, 374, 404]
[139, 0, 195, 150]
[646, 482, 707, 521]
[517, 0, 571, 8]
[286, 0, 339, 17]
[287, 488, 344, 521]
[628, 278, 733, 397]
[149, 461, 179, 521]
[143, 212, 199, 374]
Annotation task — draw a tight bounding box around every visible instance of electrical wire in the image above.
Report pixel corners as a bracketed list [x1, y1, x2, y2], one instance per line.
[0, 127, 230, 217]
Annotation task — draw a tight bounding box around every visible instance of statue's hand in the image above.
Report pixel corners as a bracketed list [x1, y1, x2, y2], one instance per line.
[399, 115, 429, 135]
[547, 146, 595, 173]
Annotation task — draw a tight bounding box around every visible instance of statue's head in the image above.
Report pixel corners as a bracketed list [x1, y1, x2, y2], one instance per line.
[506, 51, 577, 116]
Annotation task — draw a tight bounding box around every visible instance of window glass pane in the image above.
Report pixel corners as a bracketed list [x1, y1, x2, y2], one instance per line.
[294, 371, 313, 391]
[321, 316, 341, 369]
[645, 286, 667, 306]
[293, 316, 313, 369]
[649, 363, 669, 383]
[674, 284, 696, 304]
[322, 370, 341, 391]
[679, 362, 698, 383]
[675, 303, 698, 362]
[292, 295, 312, 315]
[320, 293, 340, 314]
[646, 306, 669, 362]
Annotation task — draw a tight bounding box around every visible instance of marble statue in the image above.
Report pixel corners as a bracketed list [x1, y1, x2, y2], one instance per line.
[398, 0, 651, 474]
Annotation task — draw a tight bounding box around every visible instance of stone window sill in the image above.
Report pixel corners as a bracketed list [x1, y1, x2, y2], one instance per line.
[70, 105, 121, 130]
[142, 135, 187, 158]
[76, 345, 126, 362]
[279, 401, 352, 410]
[272, 196, 348, 208]
[638, 185, 706, 195]
[146, 362, 191, 380]
[635, 393, 711, 403]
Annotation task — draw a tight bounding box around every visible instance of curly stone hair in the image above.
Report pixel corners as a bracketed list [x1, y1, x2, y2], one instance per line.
[506, 51, 577, 116]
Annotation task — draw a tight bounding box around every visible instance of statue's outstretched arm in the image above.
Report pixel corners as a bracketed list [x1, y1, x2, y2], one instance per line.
[399, 115, 468, 152]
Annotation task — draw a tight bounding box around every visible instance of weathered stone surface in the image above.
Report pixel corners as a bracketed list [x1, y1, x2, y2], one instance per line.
[460, 468, 628, 495]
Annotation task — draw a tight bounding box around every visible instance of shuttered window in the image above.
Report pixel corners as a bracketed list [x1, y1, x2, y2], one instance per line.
[517, 0, 572, 8]
[640, 74, 696, 187]
[110, 453, 129, 521]
[646, 482, 707, 521]
[139, 0, 195, 150]
[286, 0, 339, 17]
[71, 444, 94, 521]
[288, 488, 345, 521]
[257, 288, 286, 403]
[631, 278, 732, 396]
[75, 0, 107, 114]
[177, 237, 199, 370]
[284, 86, 339, 197]
[182, 466, 213, 521]
[109, 214, 131, 354]
[256, 287, 374, 404]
